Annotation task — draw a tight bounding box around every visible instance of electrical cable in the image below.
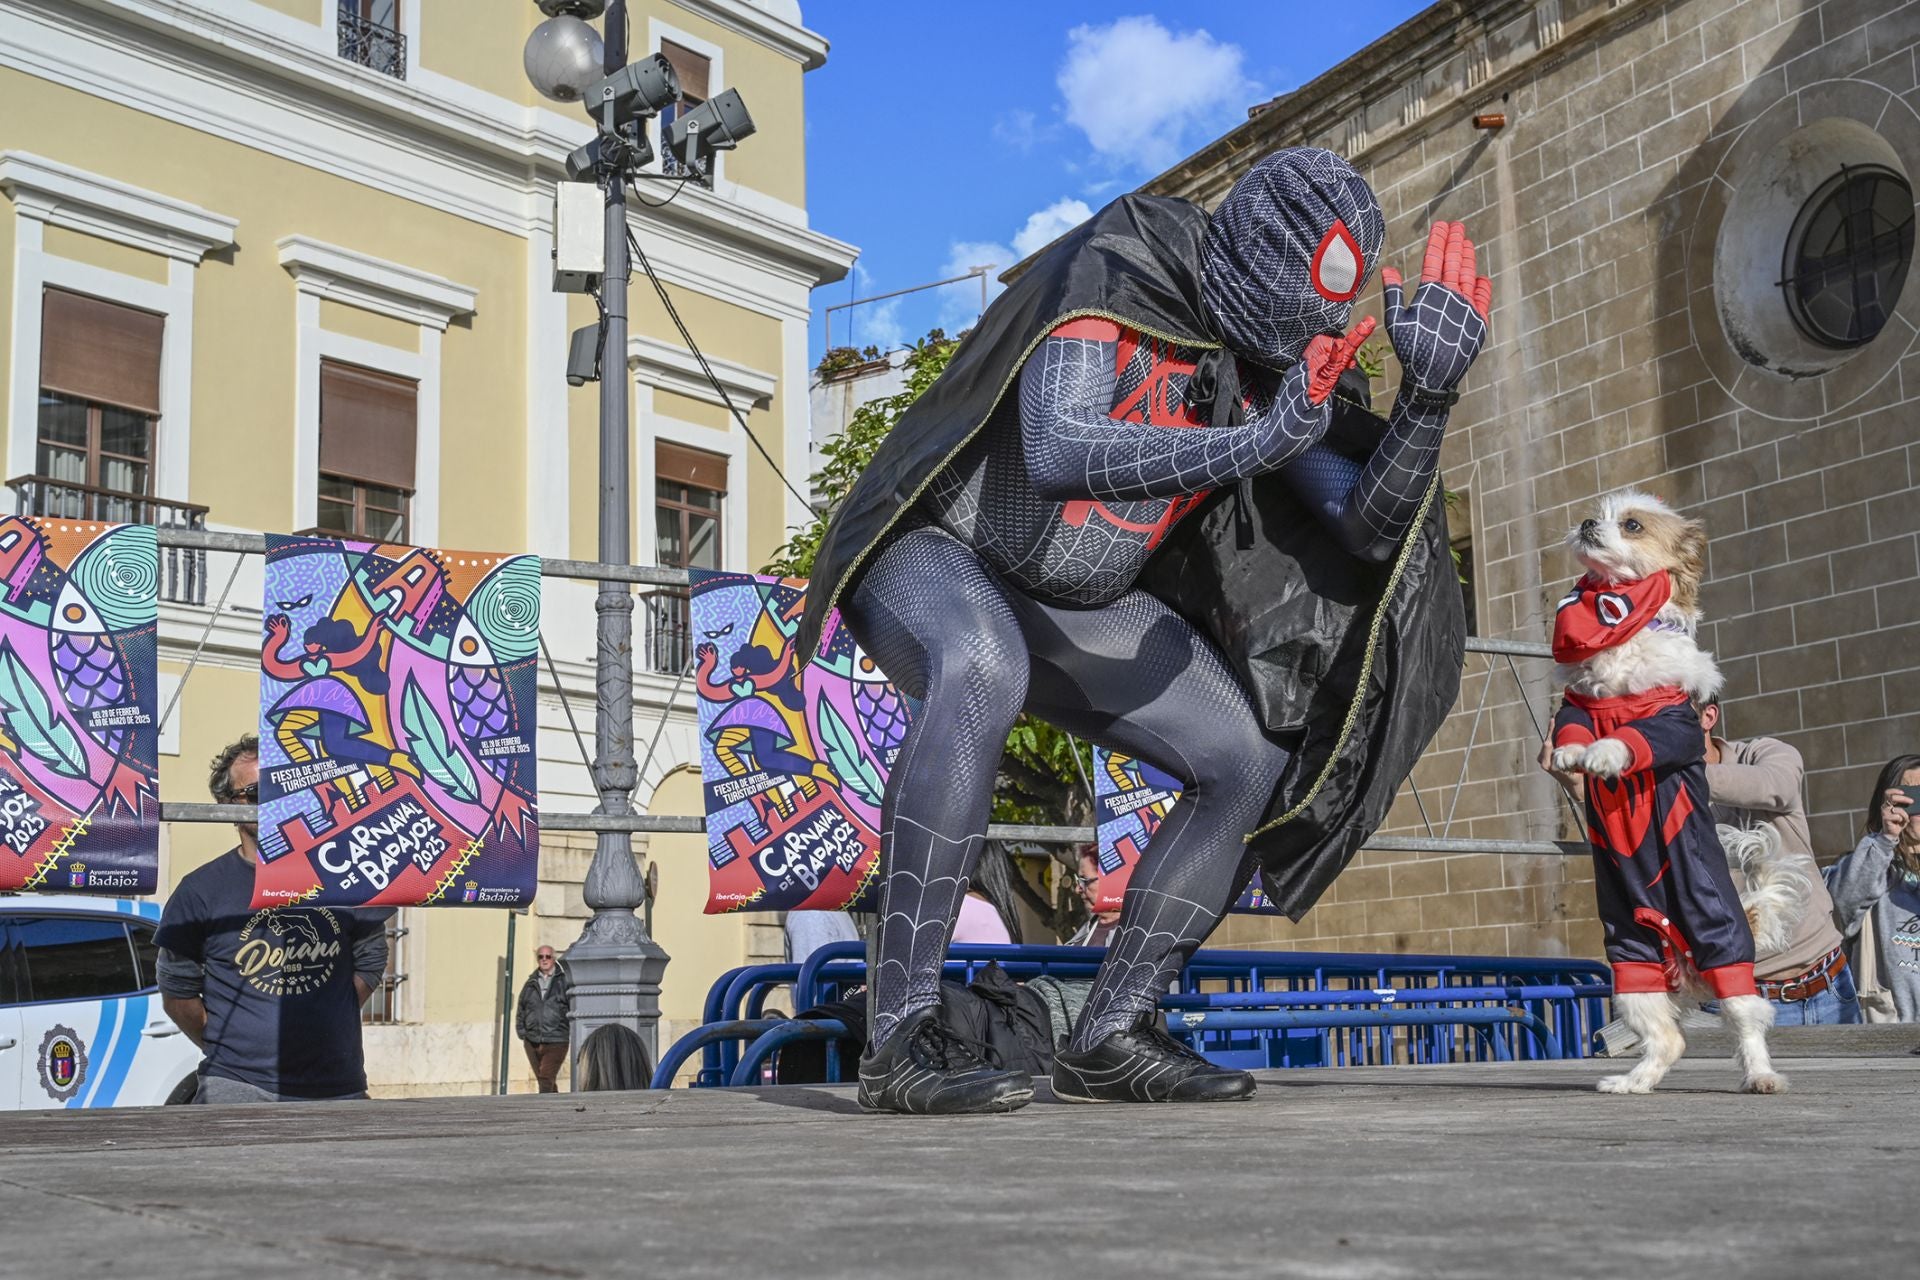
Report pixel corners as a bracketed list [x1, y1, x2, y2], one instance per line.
[625, 227, 817, 511]
[628, 173, 696, 211]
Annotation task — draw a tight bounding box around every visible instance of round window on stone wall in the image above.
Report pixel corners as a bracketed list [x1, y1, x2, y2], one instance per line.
[1711, 114, 1916, 382]
[1781, 164, 1915, 349]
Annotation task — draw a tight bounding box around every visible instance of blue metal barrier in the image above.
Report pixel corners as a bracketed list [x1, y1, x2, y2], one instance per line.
[1164, 1007, 1562, 1061]
[727, 1020, 853, 1088]
[655, 1019, 789, 1090]
[661, 942, 1613, 1088]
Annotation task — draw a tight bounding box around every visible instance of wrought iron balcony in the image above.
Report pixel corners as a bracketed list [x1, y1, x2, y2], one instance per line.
[7, 475, 211, 605]
[640, 585, 692, 677]
[338, 10, 406, 80]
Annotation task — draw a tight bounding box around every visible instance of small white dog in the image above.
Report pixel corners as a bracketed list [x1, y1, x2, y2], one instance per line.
[1548, 490, 1785, 1096]
[1550, 490, 1722, 708]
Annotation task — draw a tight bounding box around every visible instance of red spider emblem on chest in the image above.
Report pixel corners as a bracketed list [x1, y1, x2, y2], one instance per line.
[1587, 770, 1657, 861]
[1061, 334, 1214, 547]
[1060, 495, 1208, 547]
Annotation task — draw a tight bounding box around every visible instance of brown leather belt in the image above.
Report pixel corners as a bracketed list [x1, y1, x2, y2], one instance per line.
[1757, 947, 1847, 1003]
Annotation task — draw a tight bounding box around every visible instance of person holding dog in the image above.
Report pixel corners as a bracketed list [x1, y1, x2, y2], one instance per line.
[1698, 699, 1857, 1025]
[1825, 754, 1920, 1022]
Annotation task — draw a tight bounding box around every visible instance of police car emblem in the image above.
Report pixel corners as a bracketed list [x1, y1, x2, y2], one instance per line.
[37, 1025, 87, 1102]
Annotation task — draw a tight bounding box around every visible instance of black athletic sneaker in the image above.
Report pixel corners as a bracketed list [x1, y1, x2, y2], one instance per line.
[1051, 1013, 1256, 1103]
[856, 1007, 1035, 1115]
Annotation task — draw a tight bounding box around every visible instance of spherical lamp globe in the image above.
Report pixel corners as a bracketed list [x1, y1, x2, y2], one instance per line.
[524, 15, 604, 103]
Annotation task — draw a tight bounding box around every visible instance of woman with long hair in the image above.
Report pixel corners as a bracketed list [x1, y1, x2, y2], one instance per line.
[576, 1023, 653, 1091]
[1825, 754, 1920, 1022]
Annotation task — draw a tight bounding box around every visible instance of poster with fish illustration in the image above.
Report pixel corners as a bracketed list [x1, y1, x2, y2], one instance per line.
[1091, 748, 1278, 915]
[255, 535, 539, 909]
[0, 519, 159, 894]
[690, 569, 912, 913]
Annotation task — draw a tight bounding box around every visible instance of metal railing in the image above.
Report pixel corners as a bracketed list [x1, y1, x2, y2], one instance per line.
[664, 941, 1613, 1087]
[9, 474, 210, 605]
[147, 526, 1577, 855]
[338, 10, 406, 79]
[640, 585, 691, 676]
[360, 915, 411, 1025]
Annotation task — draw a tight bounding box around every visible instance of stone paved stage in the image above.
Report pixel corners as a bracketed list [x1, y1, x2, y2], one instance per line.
[4, 1055, 1916, 1279]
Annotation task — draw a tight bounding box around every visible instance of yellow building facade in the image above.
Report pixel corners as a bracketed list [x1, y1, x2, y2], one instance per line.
[0, 0, 853, 1093]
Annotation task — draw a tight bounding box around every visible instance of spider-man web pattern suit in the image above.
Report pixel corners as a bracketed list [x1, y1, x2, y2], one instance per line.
[827, 149, 1491, 1056]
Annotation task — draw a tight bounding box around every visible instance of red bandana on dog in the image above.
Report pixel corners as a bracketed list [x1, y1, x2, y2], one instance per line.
[1551, 571, 1672, 663]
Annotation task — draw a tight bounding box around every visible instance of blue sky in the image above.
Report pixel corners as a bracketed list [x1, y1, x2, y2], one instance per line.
[800, 3, 1433, 363]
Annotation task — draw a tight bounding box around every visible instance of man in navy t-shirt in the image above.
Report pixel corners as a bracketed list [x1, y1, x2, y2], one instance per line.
[156, 735, 391, 1103]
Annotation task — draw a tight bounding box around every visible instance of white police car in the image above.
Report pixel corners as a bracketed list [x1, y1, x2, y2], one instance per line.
[0, 894, 201, 1108]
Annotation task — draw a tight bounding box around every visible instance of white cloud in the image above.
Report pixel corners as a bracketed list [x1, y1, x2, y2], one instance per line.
[934, 198, 1097, 332]
[1057, 16, 1257, 173]
[938, 239, 1013, 331]
[1012, 197, 1094, 259]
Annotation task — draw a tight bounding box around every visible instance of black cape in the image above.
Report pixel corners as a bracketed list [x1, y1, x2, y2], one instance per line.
[797, 194, 1465, 919]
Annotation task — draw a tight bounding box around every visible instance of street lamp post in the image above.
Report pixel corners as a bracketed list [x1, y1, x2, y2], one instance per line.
[526, 0, 669, 1077]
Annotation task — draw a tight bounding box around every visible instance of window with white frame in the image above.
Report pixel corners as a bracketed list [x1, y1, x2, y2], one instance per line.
[654, 440, 726, 571]
[337, 0, 406, 80]
[316, 358, 416, 542]
[658, 39, 712, 178]
[33, 288, 163, 524]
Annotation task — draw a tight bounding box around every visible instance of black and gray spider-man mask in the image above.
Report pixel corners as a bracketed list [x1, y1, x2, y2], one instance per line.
[1200, 147, 1386, 369]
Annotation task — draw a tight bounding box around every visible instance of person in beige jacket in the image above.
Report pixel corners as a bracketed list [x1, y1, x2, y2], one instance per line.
[1543, 698, 1858, 1023]
[1698, 700, 1859, 1024]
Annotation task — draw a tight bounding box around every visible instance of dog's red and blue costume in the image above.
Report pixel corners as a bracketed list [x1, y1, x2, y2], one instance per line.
[1552, 575, 1756, 998]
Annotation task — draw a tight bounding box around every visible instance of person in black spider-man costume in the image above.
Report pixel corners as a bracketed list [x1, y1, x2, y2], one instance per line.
[796, 148, 1491, 1114]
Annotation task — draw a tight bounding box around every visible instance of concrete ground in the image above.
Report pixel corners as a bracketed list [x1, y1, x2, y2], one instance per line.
[3, 1054, 1916, 1280]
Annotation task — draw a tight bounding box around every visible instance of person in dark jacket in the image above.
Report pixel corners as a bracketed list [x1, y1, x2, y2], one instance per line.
[515, 946, 571, 1093]
[804, 148, 1489, 1114]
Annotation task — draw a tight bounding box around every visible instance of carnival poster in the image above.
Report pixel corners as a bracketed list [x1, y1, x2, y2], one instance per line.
[690, 570, 913, 913]
[1091, 747, 1277, 915]
[255, 535, 540, 908]
[0, 519, 159, 894]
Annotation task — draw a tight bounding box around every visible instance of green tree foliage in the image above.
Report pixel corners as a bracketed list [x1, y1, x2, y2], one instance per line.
[765, 329, 1095, 831]
[766, 329, 956, 578]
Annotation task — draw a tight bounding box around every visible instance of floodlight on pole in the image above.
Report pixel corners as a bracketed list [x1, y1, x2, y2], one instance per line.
[583, 53, 680, 128]
[663, 87, 756, 186]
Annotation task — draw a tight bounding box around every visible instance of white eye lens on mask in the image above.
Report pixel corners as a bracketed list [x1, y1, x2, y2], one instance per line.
[1310, 219, 1363, 301]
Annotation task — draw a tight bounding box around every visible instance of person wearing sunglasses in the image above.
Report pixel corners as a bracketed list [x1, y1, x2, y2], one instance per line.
[515, 944, 573, 1092]
[154, 734, 394, 1103]
[1066, 851, 1121, 948]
